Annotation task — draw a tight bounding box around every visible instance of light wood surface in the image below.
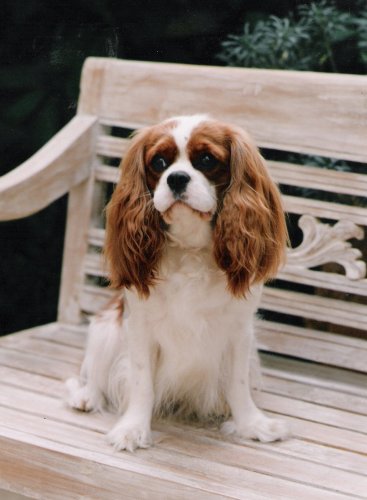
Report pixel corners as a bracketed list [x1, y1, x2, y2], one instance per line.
[0, 115, 98, 221]
[1, 324, 366, 499]
[57, 174, 99, 324]
[1, 57, 366, 498]
[79, 58, 367, 163]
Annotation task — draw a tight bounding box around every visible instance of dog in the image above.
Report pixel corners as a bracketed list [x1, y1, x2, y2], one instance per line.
[66, 114, 289, 451]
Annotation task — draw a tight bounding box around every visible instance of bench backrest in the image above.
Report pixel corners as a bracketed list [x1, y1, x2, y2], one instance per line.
[58, 57, 367, 372]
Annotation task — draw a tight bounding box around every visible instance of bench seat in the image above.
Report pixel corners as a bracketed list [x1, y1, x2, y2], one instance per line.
[1, 323, 366, 499]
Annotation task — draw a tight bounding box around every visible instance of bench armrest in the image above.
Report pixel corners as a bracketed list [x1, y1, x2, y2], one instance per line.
[0, 115, 98, 221]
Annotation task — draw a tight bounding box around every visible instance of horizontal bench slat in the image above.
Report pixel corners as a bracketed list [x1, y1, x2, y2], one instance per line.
[94, 164, 119, 183]
[261, 288, 367, 331]
[80, 58, 367, 162]
[257, 320, 367, 372]
[279, 267, 367, 297]
[259, 319, 367, 350]
[96, 135, 129, 158]
[283, 195, 367, 224]
[84, 253, 106, 277]
[267, 161, 367, 198]
[88, 227, 105, 247]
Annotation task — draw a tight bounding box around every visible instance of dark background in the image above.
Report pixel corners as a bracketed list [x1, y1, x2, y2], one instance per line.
[0, 0, 362, 334]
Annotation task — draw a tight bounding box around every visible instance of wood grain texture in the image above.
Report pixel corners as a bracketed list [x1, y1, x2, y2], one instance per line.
[2, 57, 367, 498]
[0, 115, 98, 221]
[1, 326, 366, 499]
[81, 57, 367, 162]
[257, 320, 367, 372]
[262, 287, 366, 330]
[57, 174, 98, 324]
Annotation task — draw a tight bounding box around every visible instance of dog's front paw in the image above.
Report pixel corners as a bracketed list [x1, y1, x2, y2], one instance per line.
[65, 378, 104, 412]
[107, 419, 152, 452]
[222, 414, 290, 443]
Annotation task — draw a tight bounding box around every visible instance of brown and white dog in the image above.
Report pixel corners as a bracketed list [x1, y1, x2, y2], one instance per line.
[67, 115, 289, 451]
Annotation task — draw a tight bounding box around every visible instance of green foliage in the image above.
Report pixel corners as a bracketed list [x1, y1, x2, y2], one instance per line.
[218, 1, 367, 74]
[357, 12, 367, 64]
[218, 0, 367, 207]
[219, 17, 310, 70]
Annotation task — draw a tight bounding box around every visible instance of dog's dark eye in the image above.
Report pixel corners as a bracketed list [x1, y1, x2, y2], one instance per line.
[151, 155, 168, 173]
[195, 152, 218, 171]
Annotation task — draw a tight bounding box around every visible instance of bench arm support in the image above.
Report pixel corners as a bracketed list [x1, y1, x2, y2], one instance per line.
[0, 115, 99, 221]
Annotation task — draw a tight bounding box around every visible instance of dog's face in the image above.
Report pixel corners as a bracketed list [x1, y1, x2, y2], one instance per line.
[105, 115, 287, 298]
[147, 115, 230, 219]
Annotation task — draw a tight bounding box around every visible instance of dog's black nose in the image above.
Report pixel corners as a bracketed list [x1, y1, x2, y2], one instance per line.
[167, 171, 191, 195]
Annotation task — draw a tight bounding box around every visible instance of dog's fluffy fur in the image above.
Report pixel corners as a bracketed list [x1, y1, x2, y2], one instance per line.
[66, 115, 289, 451]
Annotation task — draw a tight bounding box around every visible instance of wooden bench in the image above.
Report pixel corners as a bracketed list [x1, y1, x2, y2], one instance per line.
[1, 58, 366, 499]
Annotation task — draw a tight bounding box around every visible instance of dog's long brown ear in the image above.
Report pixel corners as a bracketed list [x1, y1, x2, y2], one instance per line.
[213, 127, 288, 297]
[105, 128, 165, 298]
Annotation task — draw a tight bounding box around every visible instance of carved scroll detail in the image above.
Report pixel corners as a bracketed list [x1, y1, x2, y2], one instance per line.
[286, 215, 366, 280]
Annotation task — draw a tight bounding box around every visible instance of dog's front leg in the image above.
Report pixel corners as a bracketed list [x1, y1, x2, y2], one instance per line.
[222, 323, 290, 443]
[107, 316, 154, 451]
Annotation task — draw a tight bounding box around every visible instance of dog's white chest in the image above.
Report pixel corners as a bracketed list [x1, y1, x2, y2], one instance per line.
[159, 252, 228, 326]
[125, 244, 262, 349]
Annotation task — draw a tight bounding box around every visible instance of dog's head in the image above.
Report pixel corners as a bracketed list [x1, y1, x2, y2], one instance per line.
[105, 115, 287, 298]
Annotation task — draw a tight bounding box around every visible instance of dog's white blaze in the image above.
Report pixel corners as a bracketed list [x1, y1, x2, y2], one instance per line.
[170, 114, 208, 153]
[153, 114, 217, 215]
